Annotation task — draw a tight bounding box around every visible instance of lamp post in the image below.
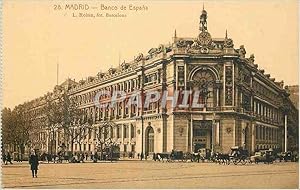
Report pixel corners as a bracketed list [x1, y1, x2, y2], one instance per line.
[140, 116, 144, 160]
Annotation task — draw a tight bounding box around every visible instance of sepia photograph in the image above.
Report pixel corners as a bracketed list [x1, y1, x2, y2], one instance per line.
[1, 0, 299, 189]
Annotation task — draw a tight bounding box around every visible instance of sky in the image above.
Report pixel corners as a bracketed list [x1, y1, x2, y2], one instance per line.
[2, 0, 299, 109]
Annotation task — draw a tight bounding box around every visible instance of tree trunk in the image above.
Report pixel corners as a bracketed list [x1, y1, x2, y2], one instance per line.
[100, 143, 103, 160]
[71, 140, 74, 155]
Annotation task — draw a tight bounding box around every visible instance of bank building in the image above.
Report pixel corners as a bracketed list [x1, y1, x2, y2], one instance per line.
[8, 8, 298, 157]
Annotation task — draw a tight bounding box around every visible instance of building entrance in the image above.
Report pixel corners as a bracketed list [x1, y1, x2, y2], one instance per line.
[193, 120, 212, 152]
[145, 127, 154, 155]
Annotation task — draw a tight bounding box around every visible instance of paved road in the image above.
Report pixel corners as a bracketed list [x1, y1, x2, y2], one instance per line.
[1, 161, 299, 189]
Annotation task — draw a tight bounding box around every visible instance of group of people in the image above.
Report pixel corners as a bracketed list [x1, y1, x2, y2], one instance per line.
[2, 152, 13, 165]
[39, 151, 105, 163]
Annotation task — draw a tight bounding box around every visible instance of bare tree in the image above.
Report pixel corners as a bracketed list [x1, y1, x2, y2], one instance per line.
[94, 121, 118, 161]
[2, 106, 34, 159]
[44, 90, 92, 155]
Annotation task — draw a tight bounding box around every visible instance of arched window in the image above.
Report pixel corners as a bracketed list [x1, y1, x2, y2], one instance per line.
[191, 69, 215, 108]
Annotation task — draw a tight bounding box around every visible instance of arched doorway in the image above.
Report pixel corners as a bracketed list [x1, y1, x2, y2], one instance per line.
[145, 127, 154, 155]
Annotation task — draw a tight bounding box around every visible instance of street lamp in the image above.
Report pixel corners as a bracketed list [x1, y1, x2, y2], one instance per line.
[140, 116, 144, 161]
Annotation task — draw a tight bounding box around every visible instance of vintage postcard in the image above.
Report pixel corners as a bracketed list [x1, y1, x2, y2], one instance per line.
[1, 0, 299, 189]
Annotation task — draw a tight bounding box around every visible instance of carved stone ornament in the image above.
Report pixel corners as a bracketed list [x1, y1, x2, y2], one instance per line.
[134, 53, 144, 62]
[249, 54, 255, 63]
[137, 129, 141, 134]
[179, 127, 184, 136]
[239, 45, 247, 58]
[108, 68, 116, 74]
[176, 40, 187, 48]
[157, 128, 161, 133]
[121, 62, 129, 70]
[200, 47, 209, 54]
[242, 128, 246, 135]
[97, 72, 105, 79]
[224, 38, 234, 48]
[148, 47, 158, 55]
[198, 31, 212, 46]
[226, 127, 232, 134]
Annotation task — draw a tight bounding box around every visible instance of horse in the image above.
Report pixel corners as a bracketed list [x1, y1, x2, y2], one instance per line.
[214, 152, 230, 165]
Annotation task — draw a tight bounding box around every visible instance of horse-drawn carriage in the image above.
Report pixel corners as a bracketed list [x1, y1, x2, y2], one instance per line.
[156, 151, 189, 162]
[213, 146, 249, 165]
[155, 150, 209, 162]
[229, 146, 249, 165]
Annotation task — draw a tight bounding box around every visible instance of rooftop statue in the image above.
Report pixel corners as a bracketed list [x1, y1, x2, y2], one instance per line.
[199, 8, 208, 32]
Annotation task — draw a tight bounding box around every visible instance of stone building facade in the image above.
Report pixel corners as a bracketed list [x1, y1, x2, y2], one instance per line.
[11, 8, 298, 156]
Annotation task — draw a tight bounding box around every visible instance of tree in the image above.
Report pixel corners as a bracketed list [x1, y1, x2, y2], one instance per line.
[2, 108, 17, 151]
[44, 94, 65, 154]
[2, 106, 33, 158]
[15, 105, 34, 154]
[44, 89, 89, 155]
[94, 120, 117, 161]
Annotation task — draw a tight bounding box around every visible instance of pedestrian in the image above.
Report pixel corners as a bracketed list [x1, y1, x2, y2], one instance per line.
[137, 153, 140, 159]
[7, 152, 13, 164]
[2, 152, 7, 165]
[141, 152, 144, 160]
[29, 150, 39, 178]
[93, 152, 98, 163]
[16, 154, 20, 162]
[91, 153, 94, 161]
[81, 153, 85, 163]
[153, 153, 156, 161]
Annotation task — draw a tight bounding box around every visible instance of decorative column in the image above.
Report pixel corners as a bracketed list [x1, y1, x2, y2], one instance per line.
[121, 124, 124, 144]
[215, 121, 220, 145]
[190, 117, 193, 152]
[215, 81, 222, 107]
[251, 124, 255, 153]
[211, 121, 215, 152]
[129, 124, 132, 152]
[216, 88, 219, 107]
[284, 115, 288, 152]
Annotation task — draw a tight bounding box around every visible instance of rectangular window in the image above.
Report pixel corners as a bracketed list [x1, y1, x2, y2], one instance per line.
[131, 125, 136, 138]
[178, 66, 185, 87]
[88, 129, 92, 140]
[117, 126, 122, 138]
[124, 145, 127, 153]
[124, 126, 127, 138]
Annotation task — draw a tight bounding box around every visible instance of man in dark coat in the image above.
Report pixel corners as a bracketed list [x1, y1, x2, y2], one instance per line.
[2, 152, 6, 165]
[6, 152, 13, 164]
[29, 151, 39, 178]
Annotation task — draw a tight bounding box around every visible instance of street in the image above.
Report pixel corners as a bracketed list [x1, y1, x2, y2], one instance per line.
[1, 161, 299, 189]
